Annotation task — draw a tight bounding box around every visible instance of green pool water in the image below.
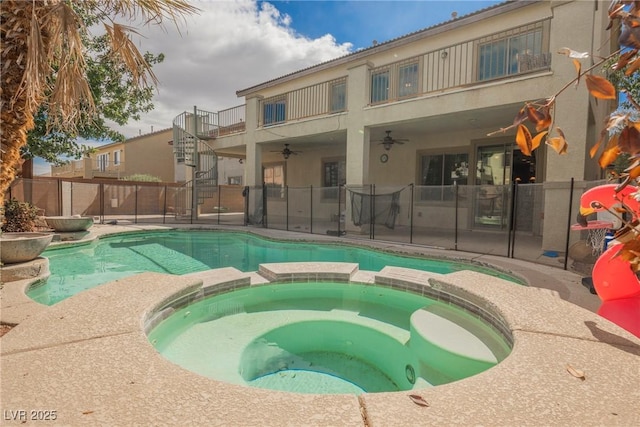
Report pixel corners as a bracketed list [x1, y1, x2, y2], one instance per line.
[148, 282, 512, 394]
[28, 230, 522, 305]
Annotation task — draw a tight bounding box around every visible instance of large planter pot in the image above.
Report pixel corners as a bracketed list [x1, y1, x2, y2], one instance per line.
[0, 232, 53, 264]
[45, 216, 94, 232]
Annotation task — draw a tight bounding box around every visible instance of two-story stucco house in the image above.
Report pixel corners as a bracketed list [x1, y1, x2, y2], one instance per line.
[175, 0, 616, 251]
[51, 128, 178, 182]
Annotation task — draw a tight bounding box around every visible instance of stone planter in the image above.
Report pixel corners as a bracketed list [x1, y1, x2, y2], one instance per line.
[0, 232, 53, 264]
[45, 216, 94, 232]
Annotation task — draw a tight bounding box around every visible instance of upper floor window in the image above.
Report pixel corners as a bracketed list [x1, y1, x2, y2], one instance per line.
[398, 62, 419, 98]
[420, 152, 469, 201]
[113, 150, 121, 165]
[478, 25, 546, 81]
[97, 153, 109, 171]
[330, 81, 346, 113]
[371, 69, 389, 103]
[263, 98, 286, 126]
[370, 56, 421, 104]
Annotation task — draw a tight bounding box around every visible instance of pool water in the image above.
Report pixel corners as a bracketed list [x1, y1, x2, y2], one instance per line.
[29, 230, 522, 305]
[148, 282, 511, 394]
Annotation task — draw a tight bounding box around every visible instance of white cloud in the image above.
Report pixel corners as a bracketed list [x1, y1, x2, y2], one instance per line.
[108, 0, 352, 138]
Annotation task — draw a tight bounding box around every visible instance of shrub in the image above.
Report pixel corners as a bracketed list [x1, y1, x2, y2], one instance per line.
[1, 199, 39, 232]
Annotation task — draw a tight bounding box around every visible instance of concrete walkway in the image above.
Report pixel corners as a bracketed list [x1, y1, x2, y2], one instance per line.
[1, 225, 639, 426]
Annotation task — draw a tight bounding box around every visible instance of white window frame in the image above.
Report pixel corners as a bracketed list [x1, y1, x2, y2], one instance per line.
[398, 61, 419, 98]
[97, 153, 109, 171]
[329, 80, 347, 113]
[419, 151, 470, 202]
[370, 69, 390, 104]
[477, 22, 548, 81]
[263, 162, 285, 199]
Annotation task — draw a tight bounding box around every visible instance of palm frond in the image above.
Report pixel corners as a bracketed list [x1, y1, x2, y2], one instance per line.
[13, 6, 50, 115]
[104, 23, 159, 87]
[45, 1, 95, 132]
[99, 0, 200, 27]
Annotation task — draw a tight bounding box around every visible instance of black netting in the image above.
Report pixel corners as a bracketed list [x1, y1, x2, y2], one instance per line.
[347, 188, 403, 229]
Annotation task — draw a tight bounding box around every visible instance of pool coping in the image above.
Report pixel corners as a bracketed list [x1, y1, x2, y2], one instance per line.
[0, 223, 600, 325]
[1, 225, 639, 425]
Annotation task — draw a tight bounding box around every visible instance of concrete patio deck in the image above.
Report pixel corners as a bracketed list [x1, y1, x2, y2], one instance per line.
[1, 225, 639, 426]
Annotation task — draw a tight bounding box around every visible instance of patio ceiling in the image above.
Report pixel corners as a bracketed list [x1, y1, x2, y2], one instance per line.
[215, 102, 522, 158]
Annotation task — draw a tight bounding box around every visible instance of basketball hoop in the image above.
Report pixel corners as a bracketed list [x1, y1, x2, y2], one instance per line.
[571, 220, 614, 257]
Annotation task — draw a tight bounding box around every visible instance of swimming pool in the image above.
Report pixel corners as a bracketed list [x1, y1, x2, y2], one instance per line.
[28, 230, 522, 305]
[148, 281, 512, 394]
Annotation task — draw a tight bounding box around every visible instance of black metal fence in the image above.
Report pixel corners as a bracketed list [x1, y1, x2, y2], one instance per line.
[6, 177, 610, 270]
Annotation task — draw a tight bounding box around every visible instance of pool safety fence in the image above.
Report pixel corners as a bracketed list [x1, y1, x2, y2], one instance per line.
[6, 177, 610, 270]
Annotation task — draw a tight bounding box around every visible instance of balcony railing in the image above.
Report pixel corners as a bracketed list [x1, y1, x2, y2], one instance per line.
[215, 104, 246, 137]
[370, 19, 551, 104]
[51, 159, 127, 179]
[174, 105, 246, 144]
[258, 77, 347, 127]
[93, 161, 126, 178]
[51, 160, 85, 177]
[247, 20, 551, 126]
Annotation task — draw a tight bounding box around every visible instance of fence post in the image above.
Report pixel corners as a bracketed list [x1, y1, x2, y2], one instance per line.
[134, 184, 138, 224]
[262, 185, 267, 228]
[454, 183, 459, 251]
[338, 185, 342, 236]
[370, 184, 375, 240]
[70, 181, 74, 215]
[410, 184, 414, 244]
[163, 185, 167, 224]
[563, 178, 575, 270]
[310, 185, 313, 234]
[190, 182, 194, 225]
[508, 181, 519, 258]
[217, 185, 222, 225]
[243, 186, 249, 226]
[100, 183, 104, 224]
[57, 180, 62, 216]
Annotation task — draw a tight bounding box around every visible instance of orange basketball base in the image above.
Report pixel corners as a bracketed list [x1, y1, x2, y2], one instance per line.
[597, 296, 640, 338]
[592, 244, 640, 302]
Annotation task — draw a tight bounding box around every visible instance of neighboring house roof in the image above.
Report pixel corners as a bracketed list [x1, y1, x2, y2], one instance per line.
[93, 128, 172, 151]
[236, 0, 529, 97]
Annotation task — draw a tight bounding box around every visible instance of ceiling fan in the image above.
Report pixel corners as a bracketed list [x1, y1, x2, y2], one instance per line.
[271, 143, 301, 159]
[377, 130, 409, 151]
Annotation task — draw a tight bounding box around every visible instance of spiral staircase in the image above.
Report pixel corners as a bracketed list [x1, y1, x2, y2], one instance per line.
[172, 107, 219, 218]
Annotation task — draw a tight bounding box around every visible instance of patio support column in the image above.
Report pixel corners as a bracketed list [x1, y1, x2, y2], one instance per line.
[244, 95, 263, 222]
[346, 127, 370, 187]
[344, 60, 372, 233]
[244, 95, 262, 187]
[540, 0, 610, 252]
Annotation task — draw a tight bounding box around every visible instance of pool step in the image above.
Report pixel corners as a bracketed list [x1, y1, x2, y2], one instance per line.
[183, 267, 251, 289]
[409, 305, 510, 382]
[258, 262, 359, 282]
[411, 306, 498, 363]
[375, 266, 443, 290]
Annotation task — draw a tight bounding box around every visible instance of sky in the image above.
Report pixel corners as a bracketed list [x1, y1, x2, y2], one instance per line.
[35, 0, 503, 175]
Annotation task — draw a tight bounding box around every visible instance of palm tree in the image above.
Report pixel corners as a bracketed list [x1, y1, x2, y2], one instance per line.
[0, 0, 198, 206]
